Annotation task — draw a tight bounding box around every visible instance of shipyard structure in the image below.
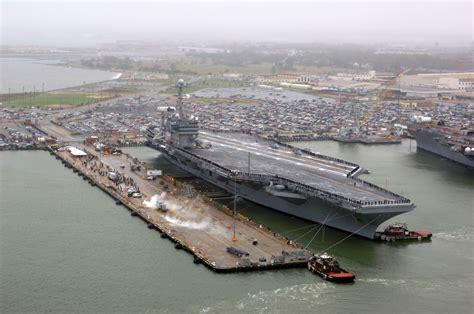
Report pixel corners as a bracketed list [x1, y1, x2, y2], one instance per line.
[146, 80, 415, 239]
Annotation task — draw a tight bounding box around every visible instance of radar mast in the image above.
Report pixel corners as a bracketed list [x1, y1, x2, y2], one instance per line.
[177, 78, 185, 119]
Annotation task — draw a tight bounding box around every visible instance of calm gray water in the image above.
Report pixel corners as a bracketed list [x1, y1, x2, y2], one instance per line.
[0, 58, 120, 93]
[1, 140, 473, 313]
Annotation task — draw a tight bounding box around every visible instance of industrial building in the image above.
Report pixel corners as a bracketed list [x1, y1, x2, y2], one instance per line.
[329, 70, 377, 81]
[256, 74, 311, 84]
[401, 72, 474, 91]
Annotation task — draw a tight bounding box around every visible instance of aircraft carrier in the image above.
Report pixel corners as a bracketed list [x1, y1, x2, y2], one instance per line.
[409, 118, 474, 169]
[146, 80, 415, 239]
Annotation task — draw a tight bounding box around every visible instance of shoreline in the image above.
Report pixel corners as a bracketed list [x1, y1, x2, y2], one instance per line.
[0, 56, 122, 94]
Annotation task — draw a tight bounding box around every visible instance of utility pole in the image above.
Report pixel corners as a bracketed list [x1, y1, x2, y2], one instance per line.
[232, 178, 237, 242]
[248, 152, 251, 174]
[30, 85, 34, 107]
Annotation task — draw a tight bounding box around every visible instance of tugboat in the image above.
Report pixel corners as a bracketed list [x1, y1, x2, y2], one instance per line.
[307, 253, 355, 283]
[375, 223, 432, 242]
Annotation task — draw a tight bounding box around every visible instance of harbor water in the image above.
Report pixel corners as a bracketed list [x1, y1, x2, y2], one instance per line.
[1, 140, 473, 313]
[0, 57, 120, 94]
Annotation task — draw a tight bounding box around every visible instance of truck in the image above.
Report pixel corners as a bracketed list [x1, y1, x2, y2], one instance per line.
[108, 172, 118, 182]
[146, 169, 162, 180]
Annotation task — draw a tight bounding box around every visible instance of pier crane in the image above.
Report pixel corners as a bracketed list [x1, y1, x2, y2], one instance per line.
[359, 68, 411, 130]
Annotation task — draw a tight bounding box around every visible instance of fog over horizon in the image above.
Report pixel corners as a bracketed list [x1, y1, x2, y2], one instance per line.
[2, 0, 473, 47]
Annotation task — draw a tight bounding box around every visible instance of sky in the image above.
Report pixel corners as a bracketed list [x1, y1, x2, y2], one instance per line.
[1, 0, 472, 47]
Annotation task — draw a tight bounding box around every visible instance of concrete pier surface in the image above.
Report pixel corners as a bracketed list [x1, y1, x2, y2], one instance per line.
[52, 145, 312, 272]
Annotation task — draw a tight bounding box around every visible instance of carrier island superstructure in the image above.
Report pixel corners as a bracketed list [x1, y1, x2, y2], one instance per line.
[146, 80, 415, 239]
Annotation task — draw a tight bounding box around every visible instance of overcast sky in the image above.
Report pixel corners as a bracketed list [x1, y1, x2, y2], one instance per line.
[2, 0, 472, 47]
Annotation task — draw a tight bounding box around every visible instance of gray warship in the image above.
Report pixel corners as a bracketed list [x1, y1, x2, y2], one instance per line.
[409, 117, 474, 169]
[146, 80, 415, 239]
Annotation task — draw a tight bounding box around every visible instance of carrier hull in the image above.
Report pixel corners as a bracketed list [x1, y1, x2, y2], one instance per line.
[161, 152, 412, 239]
[412, 128, 474, 169]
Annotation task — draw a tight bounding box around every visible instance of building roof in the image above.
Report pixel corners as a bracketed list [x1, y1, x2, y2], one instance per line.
[66, 146, 87, 157]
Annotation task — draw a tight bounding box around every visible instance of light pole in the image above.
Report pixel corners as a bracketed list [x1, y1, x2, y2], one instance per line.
[248, 152, 251, 174]
[232, 178, 237, 242]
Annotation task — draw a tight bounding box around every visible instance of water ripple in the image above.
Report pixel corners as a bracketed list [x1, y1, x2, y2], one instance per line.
[433, 226, 474, 242]
[200, 283, 336, 314]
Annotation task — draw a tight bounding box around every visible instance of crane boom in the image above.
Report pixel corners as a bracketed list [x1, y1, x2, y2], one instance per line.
[359, 68, 411, 128]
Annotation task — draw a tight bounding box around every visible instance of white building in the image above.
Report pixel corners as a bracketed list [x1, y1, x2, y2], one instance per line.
[279, 82, 312, 89]
[400, 101, 417, 109]
[256, 74, 311, 84]
[401, 72, 474, 91]
[457, 78, 474, 90]
[331, 70, 376, 81]
[223, 73, 242, 79]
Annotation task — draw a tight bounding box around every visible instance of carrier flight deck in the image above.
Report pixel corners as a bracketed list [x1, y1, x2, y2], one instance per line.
[195, 131, 403, 204]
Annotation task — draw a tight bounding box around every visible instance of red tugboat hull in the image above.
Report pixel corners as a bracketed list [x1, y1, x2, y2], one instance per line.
[327, 271, 356, 283]
[415, 231, 432, 238]
[308, 265, 355, 283]
[375, 223, 432, 242]
[307, 254, 355, 283]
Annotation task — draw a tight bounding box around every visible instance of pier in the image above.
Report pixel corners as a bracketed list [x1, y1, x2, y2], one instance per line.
[49, 145, 312, 272]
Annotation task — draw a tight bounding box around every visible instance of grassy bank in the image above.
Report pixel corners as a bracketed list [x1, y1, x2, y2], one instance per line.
[2, 93, 107, 108]
[1, 86, 140, 108]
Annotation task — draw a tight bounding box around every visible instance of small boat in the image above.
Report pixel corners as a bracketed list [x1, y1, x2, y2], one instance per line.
[375, 223, 432, 242]
[308, 253, 355, 283]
